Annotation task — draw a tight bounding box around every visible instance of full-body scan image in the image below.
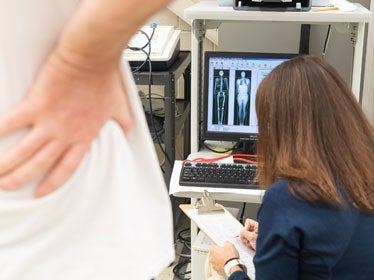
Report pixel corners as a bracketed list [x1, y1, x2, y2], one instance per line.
[235, 70, 251, 126]
[213, 70, 229, 125]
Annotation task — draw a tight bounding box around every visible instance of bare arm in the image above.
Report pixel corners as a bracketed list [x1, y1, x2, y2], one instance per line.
[57, 0, 171, 70]
[0, 0, 171, 197]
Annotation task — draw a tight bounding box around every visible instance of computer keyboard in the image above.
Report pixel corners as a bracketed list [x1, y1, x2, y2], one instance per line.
[179, 161, 258, 189]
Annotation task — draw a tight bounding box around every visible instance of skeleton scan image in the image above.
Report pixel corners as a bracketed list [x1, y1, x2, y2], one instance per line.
[213, 69, 229, 125]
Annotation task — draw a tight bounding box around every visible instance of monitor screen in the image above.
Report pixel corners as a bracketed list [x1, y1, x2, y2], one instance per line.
[202, 51, 297, 142]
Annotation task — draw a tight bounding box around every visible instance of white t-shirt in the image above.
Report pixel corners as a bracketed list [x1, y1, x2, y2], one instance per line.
[0, 1, 175, 279]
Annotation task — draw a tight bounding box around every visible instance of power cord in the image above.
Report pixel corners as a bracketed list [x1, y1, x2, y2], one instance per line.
[173, 228, 191, 280]
[322, 24, 332, 60]
[175, 228, 191, 255]
[172, 258, 191, 280]
[127, 23, 172, 166]
[239, 202, 246, 224]
[202, 140, 238, 154]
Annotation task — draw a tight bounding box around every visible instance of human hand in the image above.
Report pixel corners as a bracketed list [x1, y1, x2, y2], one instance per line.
[239, 218, 258, 250]
[209, 241, 240, 275]
[0, 51, 133, 198]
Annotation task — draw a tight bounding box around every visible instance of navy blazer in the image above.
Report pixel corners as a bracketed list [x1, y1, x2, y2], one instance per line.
[229, 180, 374, 280]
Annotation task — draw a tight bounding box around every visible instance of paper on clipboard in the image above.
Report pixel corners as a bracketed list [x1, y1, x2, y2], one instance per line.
[180, 204, 256, 279]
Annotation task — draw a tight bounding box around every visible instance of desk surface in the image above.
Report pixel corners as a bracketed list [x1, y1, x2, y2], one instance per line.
[185, 1, 371, 22]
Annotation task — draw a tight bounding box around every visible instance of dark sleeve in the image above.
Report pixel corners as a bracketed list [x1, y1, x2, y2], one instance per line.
[228, 270, 251, 280]
[253, 181, 300, 280]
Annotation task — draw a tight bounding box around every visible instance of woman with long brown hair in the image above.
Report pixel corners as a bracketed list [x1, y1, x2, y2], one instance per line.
[209, 55, 374, 280]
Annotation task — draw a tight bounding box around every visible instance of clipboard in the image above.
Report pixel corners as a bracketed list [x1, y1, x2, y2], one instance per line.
[180, 204, 243, 246]
[180, 202, 256, 279]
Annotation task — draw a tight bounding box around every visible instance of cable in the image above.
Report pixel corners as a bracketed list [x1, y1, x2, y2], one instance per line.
[202, 140, 238, 154]
[127, 24, 172, 166]
[233, 157, 258, 164]
[239, 202, 246, 224]
[127, 30, 152, 51]
[146, 50, 172, 166]
[184, 153, 260, 165]
[128, 31, 152, 73]
[172, 258, 191, 280]
[176, 228, 191, 246]
[322, 24, 332, 60]
[173, 228, 191, 280]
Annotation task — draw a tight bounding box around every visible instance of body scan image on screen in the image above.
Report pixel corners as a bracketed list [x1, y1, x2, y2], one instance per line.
[202, 52, 297, 142]
[235, 70, 251, 126]
[213, 69, 230, 125]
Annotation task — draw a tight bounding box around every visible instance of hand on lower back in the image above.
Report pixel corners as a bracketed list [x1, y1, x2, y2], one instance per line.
[0, 51, 133, 197]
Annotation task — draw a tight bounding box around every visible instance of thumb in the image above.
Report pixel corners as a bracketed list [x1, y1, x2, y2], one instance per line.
[249, 238, 257, 251]
[112, 91, 134, 134]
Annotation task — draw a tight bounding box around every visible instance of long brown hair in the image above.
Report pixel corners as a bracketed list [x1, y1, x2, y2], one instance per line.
[256, 55, 374, 213]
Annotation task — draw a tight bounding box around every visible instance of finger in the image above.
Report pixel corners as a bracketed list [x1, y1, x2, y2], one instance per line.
[239, 230, 255, 245]
[0, 101, 34, 137]
[239, 229, 247, 240]
[244, 218, 258, 231]
[0, 128, 48, 175]
[244, 219, 251, 230]
[239, 231, 249, 244]
[34, 144, 88, 197]
[241, 230, 255, 240]
[0, 141, 65, 190]
[112, 94, 134, 134]
[249, 239, 257, 251]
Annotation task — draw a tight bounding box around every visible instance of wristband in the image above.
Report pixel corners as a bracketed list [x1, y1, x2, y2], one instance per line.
[223, 258, 247, 278]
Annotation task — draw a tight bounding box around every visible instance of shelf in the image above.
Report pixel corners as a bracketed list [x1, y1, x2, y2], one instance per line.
[184, 1, 371, 23]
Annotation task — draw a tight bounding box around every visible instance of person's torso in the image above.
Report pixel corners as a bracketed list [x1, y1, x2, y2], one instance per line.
[256, 180, 374, 280]
[0, 2, 174, 278]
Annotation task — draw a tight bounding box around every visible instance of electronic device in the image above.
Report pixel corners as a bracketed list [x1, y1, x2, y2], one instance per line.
[202, 51, 297, 143]
[123, 25, 181, 70]
[233, 0, 312, 11]
[179, 161, 258, 189]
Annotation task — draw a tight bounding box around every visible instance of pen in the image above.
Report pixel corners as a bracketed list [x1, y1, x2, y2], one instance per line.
[314, 6, 339, 12]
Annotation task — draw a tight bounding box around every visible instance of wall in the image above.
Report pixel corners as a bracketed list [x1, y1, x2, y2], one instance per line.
[150, 0, 215, 52]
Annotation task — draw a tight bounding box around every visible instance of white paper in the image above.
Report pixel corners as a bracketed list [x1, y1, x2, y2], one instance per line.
[185, 208, 256, 279]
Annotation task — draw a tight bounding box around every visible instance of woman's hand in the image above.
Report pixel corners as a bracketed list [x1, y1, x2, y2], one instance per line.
[209, 241, 240, 275]
[0, 51, 133, 198]
[239, 218, 258, 250]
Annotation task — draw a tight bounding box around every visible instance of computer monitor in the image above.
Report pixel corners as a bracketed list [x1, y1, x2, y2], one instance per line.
[202, 51, 297, 143]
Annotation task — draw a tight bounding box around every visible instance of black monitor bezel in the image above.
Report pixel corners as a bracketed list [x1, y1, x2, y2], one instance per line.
[201, 51, 297, 142]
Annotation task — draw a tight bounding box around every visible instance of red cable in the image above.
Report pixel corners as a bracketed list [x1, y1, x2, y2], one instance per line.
[183, 153, 261, 165]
